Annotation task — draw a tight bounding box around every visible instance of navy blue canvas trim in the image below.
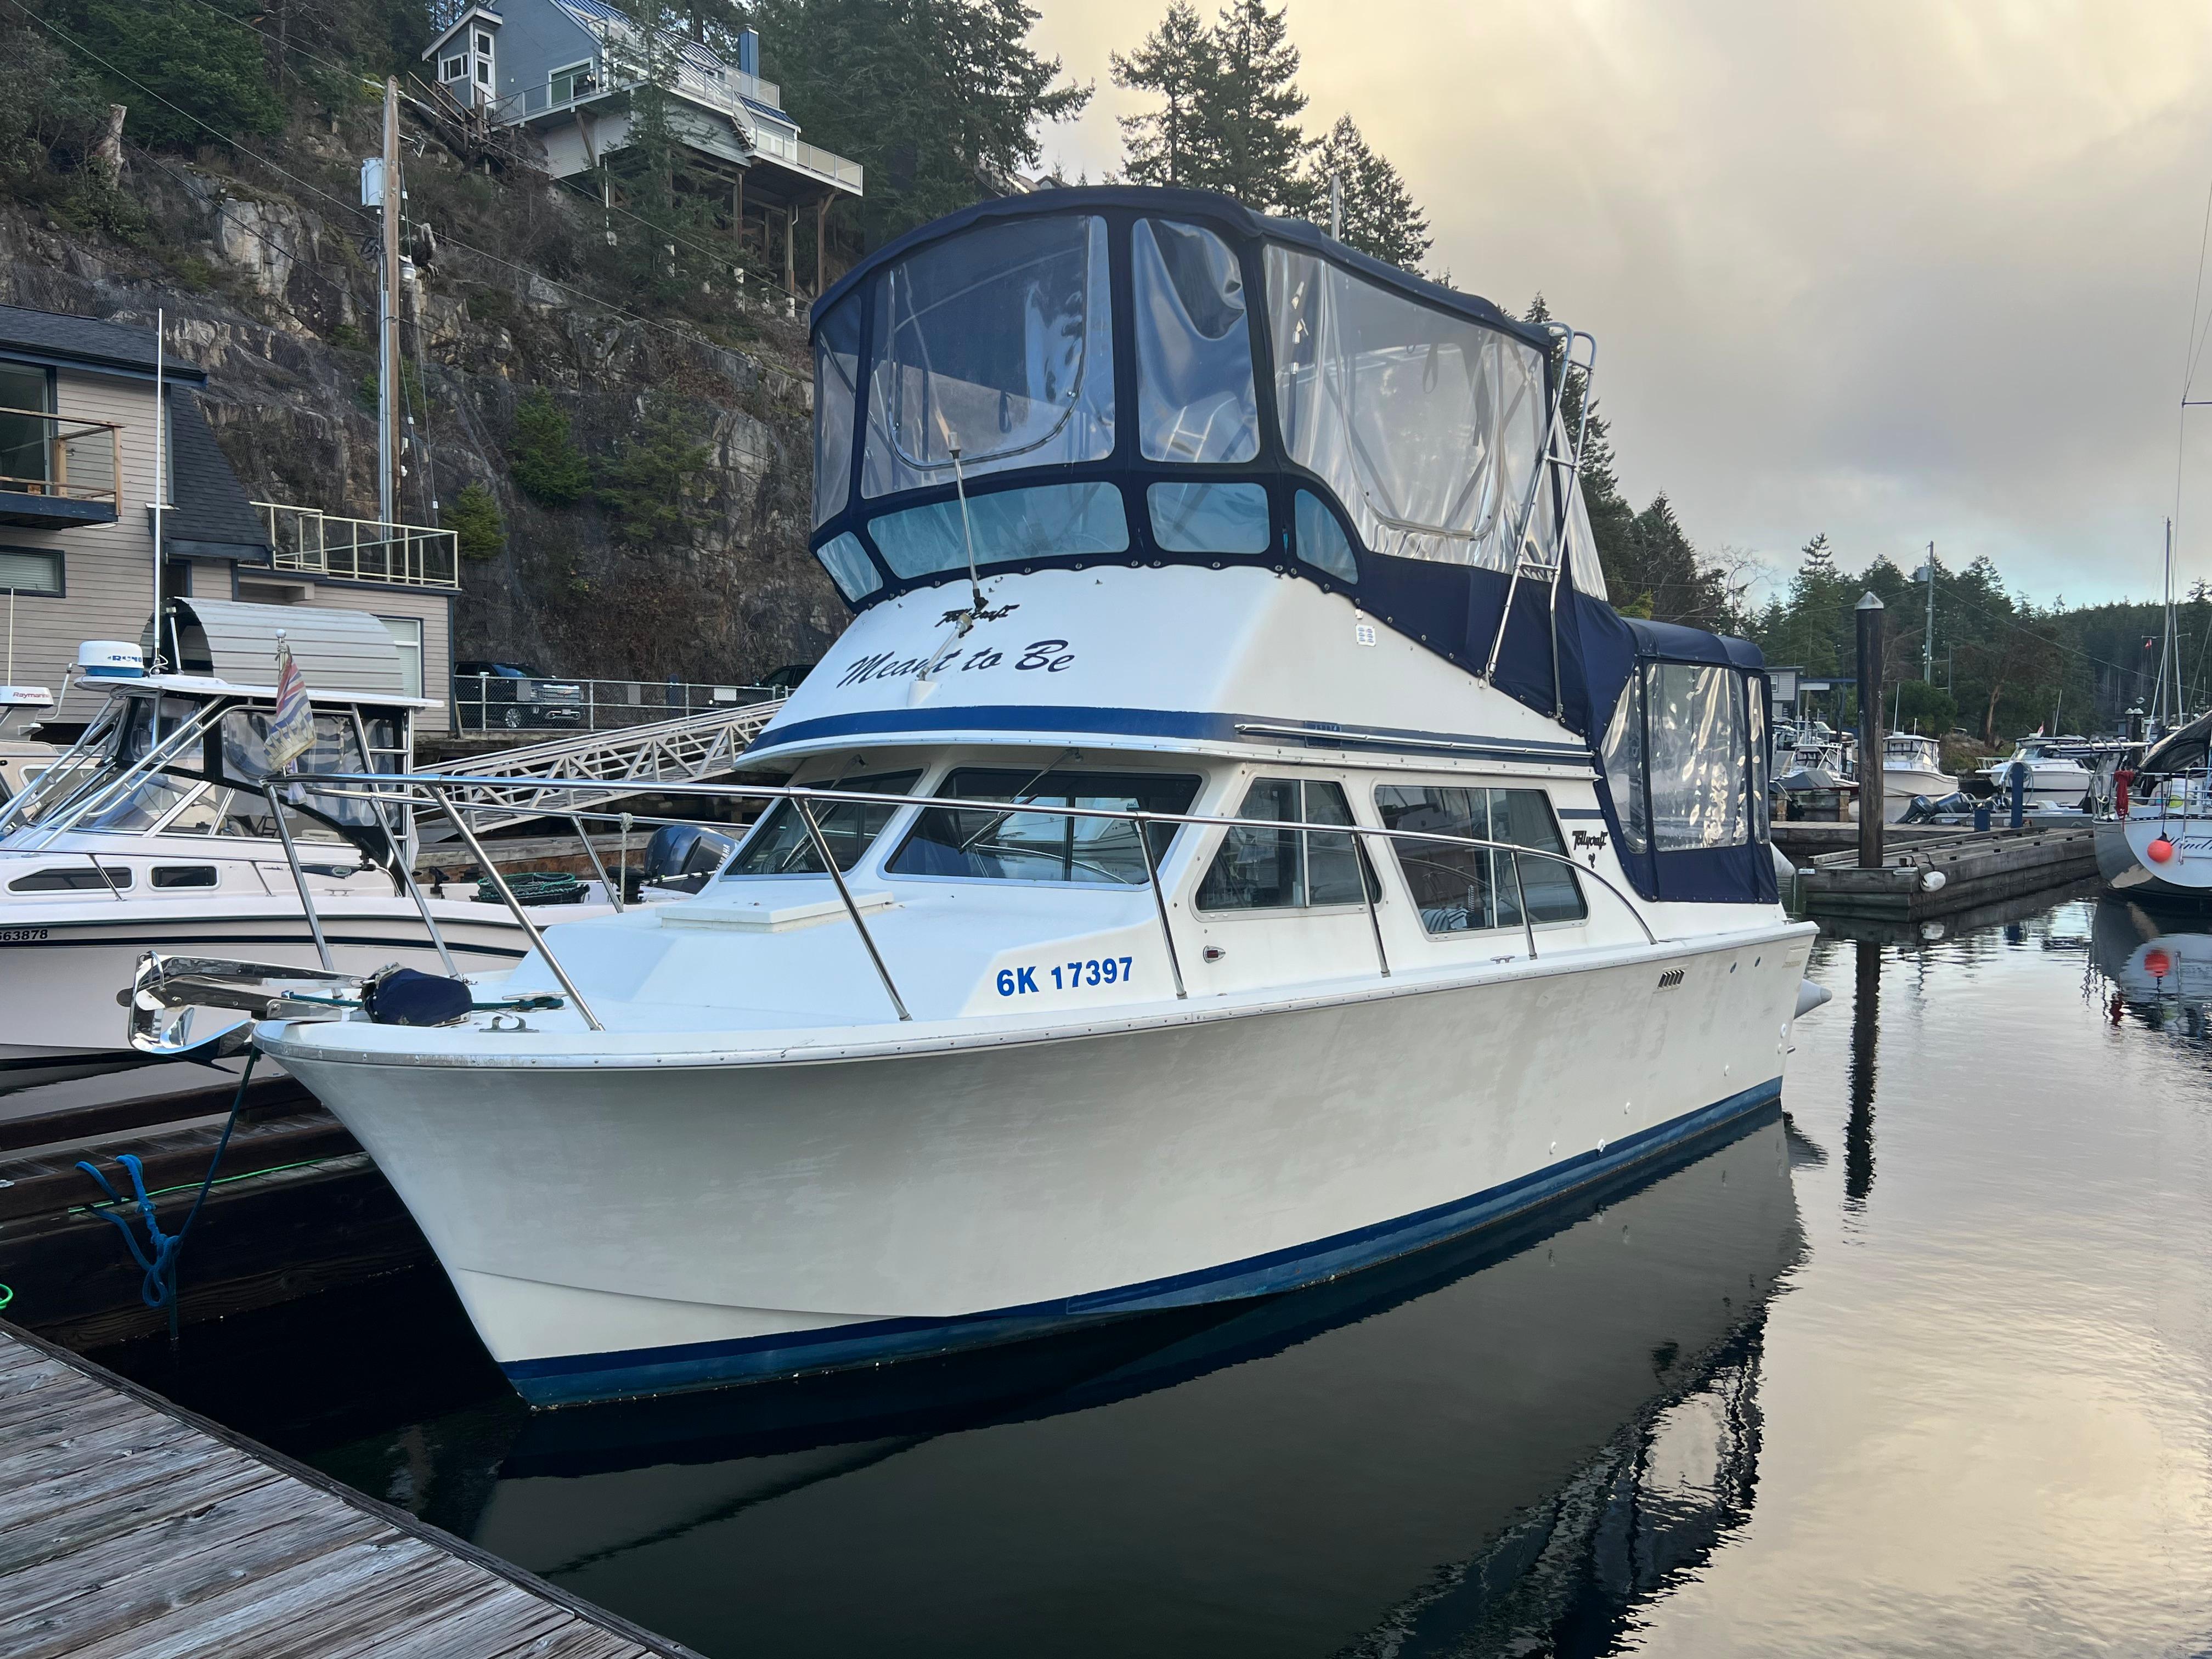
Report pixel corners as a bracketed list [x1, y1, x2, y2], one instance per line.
[504, 1077, 1782, 1404]
[745, 703, 1591, 766]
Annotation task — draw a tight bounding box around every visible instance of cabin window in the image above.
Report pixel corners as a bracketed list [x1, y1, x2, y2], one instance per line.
[1198, 778, 1373, 911]
[814, 294, 861, 526]
[869, 483, 1127, 578]
[10, 865, 130, 892]
[889, 768, 1199, 885]
[1646, 664, 1750, 850]
[1600, 672, 1648, 854]
[1294, 491, 1357, 583]
[440, 55, 466, 82]
[862, 215, 1114, 498]
[152, 865, 218, 888]
[1133, 218, 1259, 464]
[1266, 246, 1545, 569]
[550, 61, 591, 103]
[1372, 785, 1584, 935]
[377, 616, 422, 698]
[814, 532, 881, 601]
[1147, 481, 1268, 555]
[725, 771, 922, 876]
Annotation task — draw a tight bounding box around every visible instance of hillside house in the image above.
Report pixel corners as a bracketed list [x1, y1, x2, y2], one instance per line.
[423, 1, 862, 296]
[0, 304, 457, 727]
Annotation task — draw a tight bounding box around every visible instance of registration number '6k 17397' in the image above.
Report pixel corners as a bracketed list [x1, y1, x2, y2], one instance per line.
[996, 956, 1133, 996]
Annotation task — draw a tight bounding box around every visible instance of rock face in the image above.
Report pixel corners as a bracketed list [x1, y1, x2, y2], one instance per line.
[0, 153, 846, 687]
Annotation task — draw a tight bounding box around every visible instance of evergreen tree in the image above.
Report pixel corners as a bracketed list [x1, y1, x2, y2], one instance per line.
[1300, 114, 1429, 271]
[757, 0, 1091, 241]
[509, 389, 592, 507]
[445, 483, 506, 562]
[596, 392, 715, 549]
[1112, 2, 1215, 187]
[1185, 0, 1307, 209]
[59, 0, 283, 149]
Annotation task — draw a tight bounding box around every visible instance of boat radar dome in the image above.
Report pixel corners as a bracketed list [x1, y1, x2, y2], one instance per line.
[75, 641, 144, 680]
[0, 685, 53, 710]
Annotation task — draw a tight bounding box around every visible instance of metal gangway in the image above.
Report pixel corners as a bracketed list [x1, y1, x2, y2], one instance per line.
[415, 697, 787, 839]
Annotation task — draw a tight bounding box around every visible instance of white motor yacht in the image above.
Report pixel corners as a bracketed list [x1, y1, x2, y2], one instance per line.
[1879, 732, 1951, 819]
[2096, 711, 2212, 904]
[1978, 735, 2097, 808]
[163, 188, 1824, 1405]
[0, 601, 608, 1090]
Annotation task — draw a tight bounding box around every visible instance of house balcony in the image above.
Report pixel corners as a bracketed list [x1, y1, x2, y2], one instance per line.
[0, 408, 122, 529]
[256, 503, 461, 590]
[489, 44, 862, 195]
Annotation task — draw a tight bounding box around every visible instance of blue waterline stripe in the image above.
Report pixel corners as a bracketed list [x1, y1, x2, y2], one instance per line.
[504, 1077, 1782, 1404]
[745, 704, 1593, 766]
[0, 929, 525, 957]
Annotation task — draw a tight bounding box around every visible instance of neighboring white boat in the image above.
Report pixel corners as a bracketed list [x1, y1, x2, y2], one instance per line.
[175, 188, 1822, 1406]
[1879, 732, 1951, 819]
[0, 603, 611, 1091]
[0, 682, 55, 805]
[2096, 710, 2212, 904]
[1978, 735, 2098, 808]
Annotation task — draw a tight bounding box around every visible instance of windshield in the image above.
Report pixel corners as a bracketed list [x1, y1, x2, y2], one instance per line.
[888, 768, 1199, 885]
[723, 771, 923, 877]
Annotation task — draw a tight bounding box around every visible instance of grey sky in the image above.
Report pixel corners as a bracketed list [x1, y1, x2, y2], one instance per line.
[1026, 0, 2212, 607]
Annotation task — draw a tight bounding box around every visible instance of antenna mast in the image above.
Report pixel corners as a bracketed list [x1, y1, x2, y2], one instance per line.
[379, 76, 402, 527]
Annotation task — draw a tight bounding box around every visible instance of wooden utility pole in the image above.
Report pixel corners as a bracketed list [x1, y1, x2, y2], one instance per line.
[379, 76, 402, 528]
[1857, 590, 1885, 869]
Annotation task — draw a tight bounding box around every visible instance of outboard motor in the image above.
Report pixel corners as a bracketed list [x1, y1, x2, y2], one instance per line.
[641, 823, 738, 894]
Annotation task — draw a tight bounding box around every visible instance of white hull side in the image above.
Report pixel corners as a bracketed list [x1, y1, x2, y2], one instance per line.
[281, 925, 1810, 1403]
[1881, 765, 1953, 819]
[0, 899, 538, 1088]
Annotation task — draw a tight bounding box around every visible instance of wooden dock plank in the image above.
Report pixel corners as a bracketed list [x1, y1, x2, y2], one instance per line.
[0, 1323, 701, 1658]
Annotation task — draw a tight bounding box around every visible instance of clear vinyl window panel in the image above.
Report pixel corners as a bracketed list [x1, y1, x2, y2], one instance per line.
[1266, 246, 1546, 569]
[1372, 785, 1585, 936]
[869, 483, 1128, 579]
[889, 768, 1199, 885]
[1646, 664, 1751, 851]
[862, 215, 1115, 499]
[1197, 777, 1371, 911]
[1133, 218, 1259, 464]
[814, 294, 861, 526]
[1600, 671, 1649, 855]
[725, 771, 922, 877]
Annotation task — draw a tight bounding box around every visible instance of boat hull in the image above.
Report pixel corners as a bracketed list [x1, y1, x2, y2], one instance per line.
[278, 926, 1811, 1406]
[2096, 816, 2212, 906]
[1881, 764, 1954, 820]
[0, 899, 537, 1092]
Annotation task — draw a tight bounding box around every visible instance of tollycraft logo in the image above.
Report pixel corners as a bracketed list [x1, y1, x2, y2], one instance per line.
[838, 639, 1076, 689]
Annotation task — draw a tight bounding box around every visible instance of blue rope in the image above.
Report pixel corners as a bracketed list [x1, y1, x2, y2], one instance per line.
[76, 1049, 259, 1339]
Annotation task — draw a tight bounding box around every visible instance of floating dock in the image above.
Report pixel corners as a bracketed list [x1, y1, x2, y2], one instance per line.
[1788, 823, 2100, 920]
[0, 1320, 696, 1657]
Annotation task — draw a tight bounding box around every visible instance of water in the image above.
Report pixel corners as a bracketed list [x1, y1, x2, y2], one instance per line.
[89, 890, 2212, 1656]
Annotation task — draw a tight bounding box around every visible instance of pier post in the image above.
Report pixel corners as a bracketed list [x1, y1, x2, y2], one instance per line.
[1857, 591, 1885, 868]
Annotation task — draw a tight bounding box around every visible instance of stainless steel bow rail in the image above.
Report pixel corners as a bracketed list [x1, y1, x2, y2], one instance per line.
[161, 770, 1662, 1044]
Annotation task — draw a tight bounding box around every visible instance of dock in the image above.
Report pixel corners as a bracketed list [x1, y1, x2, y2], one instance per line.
[1789, 822, 2100, 919]
[0, 1320, 697, 1657]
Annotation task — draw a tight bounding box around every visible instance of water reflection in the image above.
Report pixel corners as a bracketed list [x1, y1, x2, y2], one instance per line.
[1845, 939, 1880, 1207]
[2087, 896, 2212, 1036]
[302, 1115, 1804, 1659]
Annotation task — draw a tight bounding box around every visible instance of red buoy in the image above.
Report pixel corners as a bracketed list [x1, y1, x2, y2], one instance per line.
[2147, 949, 2174, 979]
[2149, 837, 2176, 865]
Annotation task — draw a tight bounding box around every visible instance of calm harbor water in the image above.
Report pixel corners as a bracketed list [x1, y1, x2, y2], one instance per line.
[93, 887, 2212, 1656]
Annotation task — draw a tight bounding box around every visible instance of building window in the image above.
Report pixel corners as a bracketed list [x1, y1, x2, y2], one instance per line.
[441, 54, 466, 81]
[0, 547, 63, 597]
[475, 58, 491, 85]
[1197, 777, 1373, 911]
[550, 60, 591, 103]
[378, 615, 423, 698]
[0, 363, 53, 493]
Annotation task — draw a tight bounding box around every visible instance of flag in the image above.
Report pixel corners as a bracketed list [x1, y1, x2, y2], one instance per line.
[265, 636, 315, 771]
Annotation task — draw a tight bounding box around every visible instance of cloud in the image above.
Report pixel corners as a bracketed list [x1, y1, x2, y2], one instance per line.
[1025, 0, 2212, 605]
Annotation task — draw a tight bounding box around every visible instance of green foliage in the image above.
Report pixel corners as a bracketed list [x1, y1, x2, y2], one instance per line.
[0, 21, 143, 234]
[509, 389, 593, 509]
[596, 393, 714, 549]
[1186, 0, 1308, 209]
[1113, 2, 1215, 187]
[1300, 115, 1429, 271]
[446, 483, 506, 562]
[56, 0, 283, 150]
[757, 0, 1092, 241]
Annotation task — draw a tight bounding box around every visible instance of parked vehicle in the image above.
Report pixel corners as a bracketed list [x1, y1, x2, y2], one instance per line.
[454, 661, 587, 731]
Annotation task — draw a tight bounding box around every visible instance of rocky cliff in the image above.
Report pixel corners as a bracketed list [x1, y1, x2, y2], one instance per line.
[0, 109, 845, 686]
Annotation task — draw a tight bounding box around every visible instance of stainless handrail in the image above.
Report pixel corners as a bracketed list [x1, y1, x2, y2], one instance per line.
[298, 771, 1665, 949]
[794, 797, 910, 1021]
[426, 783, 605, 1031]
[263, 782, 336, 972]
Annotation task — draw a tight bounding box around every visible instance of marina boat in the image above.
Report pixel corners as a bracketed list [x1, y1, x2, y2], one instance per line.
[2095, 709, 2212, 905]
[0, 600, 605, 1091]
[1878, 732, 1951, 820]
[162, 187, 1824, 1405]
[0, 682, 55, 804]
[1977, 734, 2100, 808]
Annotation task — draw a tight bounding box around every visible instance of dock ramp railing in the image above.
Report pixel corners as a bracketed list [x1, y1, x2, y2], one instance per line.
[416, 697, 786, 840]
